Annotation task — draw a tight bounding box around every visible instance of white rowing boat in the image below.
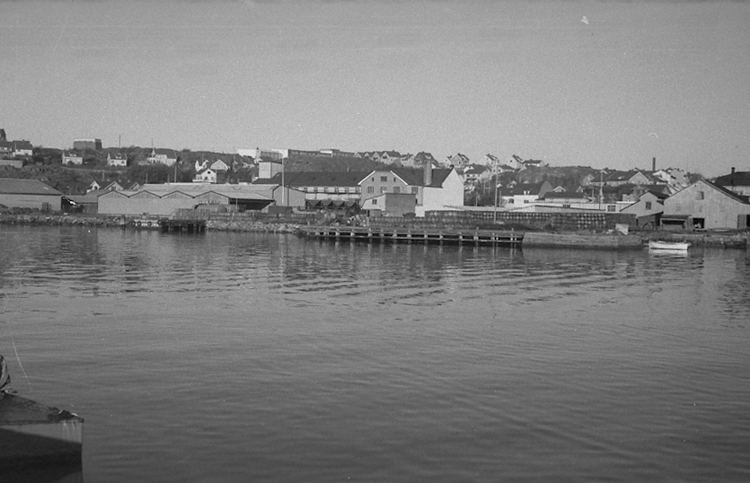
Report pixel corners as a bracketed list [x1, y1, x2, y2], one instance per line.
[648, 240, 690, 251]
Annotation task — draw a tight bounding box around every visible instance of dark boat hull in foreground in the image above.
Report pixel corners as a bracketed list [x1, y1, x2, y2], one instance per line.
[0, 393, 83, 466]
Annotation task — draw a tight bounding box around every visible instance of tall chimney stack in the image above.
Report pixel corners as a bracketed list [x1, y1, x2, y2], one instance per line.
[423, 161, 433, 186]
[731, 167, 735, 174]
[652, 157, 656, 172]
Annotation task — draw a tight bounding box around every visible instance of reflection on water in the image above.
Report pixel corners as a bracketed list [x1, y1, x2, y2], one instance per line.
[1, 225, 750, 482]
[1, 463, 82, 483]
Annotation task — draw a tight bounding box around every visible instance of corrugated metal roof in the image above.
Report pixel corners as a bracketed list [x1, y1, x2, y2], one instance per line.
[135, 183, 275, 199]
[0, 178, 63, 196]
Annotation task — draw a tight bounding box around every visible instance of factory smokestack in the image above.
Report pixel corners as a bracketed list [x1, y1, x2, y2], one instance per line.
[652, 157, 656, 172]
[423, 161, 433, 186]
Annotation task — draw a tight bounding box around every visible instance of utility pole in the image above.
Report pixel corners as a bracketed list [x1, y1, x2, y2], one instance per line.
[281, 157, 286, 206]
[493, 156, 498, 223]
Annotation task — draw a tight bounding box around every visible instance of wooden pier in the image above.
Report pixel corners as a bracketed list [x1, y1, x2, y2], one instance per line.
[297, 226, 523, 247]
[160, 219, 207, 233]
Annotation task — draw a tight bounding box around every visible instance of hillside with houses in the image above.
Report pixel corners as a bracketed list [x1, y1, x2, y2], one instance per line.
[2, 127, 749, 232]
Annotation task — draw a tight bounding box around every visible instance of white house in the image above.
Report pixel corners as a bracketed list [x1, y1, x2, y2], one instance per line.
[147, 148, 178, 167]
[478, 154, 501, 167]
[195, 168, 217, 184]
[620, 191, 666, 221]
[86, 180, 101, 193]
[210, 159, 229, 172]
[107, 152, 127, 167]
[461, 164, 489, 188]
[652, 168, 688, 190]
[599, 170, 656, 187]
[12, 141, 33, 158]
[445, 153, 470, 169]
[420, 166, 464, 215]
[402, 152, 438, 169]
[62, 152, 83, 165]
[359, 165, 464, 216]
[498, 181, 553, 207]
[378, 151, 404, 165]
[507, 155, 524, 170]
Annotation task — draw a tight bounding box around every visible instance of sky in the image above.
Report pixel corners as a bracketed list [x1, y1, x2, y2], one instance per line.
[1, 0, 749, 177]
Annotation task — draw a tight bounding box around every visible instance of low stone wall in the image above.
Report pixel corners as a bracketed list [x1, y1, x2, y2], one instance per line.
[0, 213, 124, 227]
[206, 219, 300, 233]
[173, 209, 320, 225]
[523, 232, 645, 250]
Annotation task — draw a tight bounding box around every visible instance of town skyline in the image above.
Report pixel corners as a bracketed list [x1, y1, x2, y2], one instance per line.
[2, 0, 749, 178]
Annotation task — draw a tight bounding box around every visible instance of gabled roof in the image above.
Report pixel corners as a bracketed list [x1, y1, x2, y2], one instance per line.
[645, 188, 670, 200]
[714, 171, 750, 187]
[0, 178, 62, 196]
[604, 170, 642, 182]
[447, 153, 470, 163]
[254, 168, 456, 189]
[411, 152, 436, 162]
[540, 191, 588, 200]
[151, 148, 177, 158]
[68, 189, 108, 204]
[670, 178, 750, 205]
[701, 178, 750, 204]
[388, 167, 453, 188]
[499, 182, 547, 196]
[255, 171, 371, 187]
[12, 141, 33, 150]
[130, 183, 275, 201]
[462, 163, 488, 173]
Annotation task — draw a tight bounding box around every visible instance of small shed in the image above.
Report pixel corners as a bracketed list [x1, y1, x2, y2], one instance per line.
[363, 192, 416, 217]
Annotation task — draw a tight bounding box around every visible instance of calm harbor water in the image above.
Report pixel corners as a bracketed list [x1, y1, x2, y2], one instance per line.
[1, 225, 749, 482]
